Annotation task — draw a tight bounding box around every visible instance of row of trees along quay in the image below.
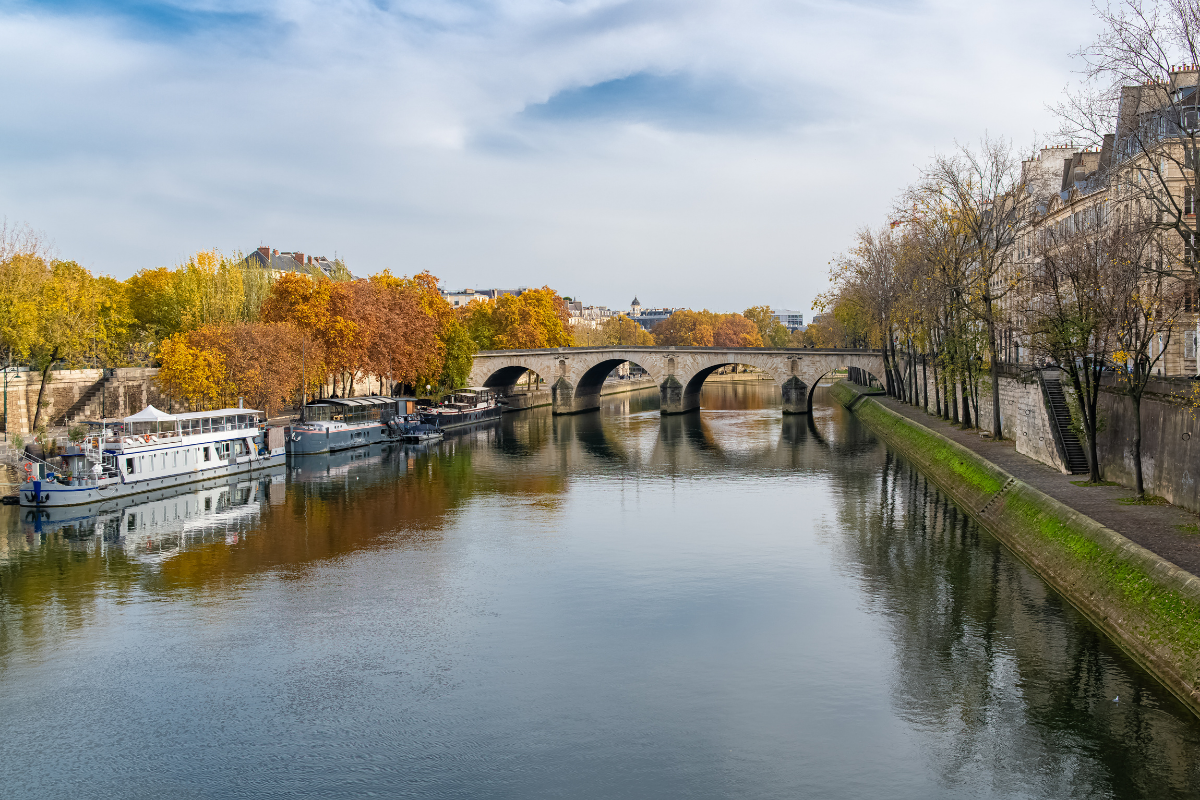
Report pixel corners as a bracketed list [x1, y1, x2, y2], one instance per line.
[817, 0, 1200, 498]
[0, 221, 806, 429]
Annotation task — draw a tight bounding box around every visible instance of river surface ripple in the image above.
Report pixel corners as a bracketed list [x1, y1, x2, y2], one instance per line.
[2, 382, 1199, 799]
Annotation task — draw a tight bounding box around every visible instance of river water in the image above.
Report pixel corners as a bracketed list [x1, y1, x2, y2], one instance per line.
[2, 382, 1199, 799]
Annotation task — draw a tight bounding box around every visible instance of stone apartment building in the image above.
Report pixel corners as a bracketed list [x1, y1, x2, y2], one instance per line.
[1001, 67, 1200, 377]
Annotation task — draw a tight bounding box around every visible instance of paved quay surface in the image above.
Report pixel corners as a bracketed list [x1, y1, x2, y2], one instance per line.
[871, 393, 1200, 578]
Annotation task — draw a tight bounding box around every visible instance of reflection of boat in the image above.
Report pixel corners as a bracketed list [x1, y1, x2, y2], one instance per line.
[419, 388, 502, 430]
[288, 396, 419, 455]
[18, 405, 285, 508]
[17, 466, 286, 561]
[400, 424, 443, 443]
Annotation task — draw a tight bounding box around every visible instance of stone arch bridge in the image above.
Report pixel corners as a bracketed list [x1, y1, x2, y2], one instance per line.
[468, 347, 886, 415]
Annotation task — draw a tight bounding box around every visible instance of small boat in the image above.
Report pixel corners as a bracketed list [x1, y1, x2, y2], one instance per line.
[419, 388, 502, 430]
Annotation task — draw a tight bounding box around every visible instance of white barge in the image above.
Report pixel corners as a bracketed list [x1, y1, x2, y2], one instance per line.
[17, 405, 285, 508]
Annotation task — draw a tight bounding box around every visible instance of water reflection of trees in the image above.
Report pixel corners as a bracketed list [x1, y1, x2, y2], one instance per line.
[828, 448, 1200, 798]
[0, 439, 569, 665]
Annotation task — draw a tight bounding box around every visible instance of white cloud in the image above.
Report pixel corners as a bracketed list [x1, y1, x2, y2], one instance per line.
[0, 0, 1101, 312]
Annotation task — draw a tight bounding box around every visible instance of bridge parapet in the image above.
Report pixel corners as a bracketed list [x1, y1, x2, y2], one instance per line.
[469, 347, 885, 415]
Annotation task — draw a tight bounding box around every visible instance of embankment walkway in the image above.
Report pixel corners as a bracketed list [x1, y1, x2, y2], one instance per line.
[872, 392, 1200, 577]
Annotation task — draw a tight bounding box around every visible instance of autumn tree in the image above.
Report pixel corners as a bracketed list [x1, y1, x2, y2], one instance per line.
[489, 288, 573, 349]
[713, 314, 764, 347]
[156, 334, 231, 411]
[651, 310, 714, 346]
[743, 306, 790, 347]
[601, 314, 654, 346]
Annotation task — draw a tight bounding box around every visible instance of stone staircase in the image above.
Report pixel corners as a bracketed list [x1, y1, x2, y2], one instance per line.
[1042, 376, 1090, 474]
[53, 372, 115, 425]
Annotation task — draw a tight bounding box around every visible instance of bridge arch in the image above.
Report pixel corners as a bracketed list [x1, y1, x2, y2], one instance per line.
[467, 347, 885, 416]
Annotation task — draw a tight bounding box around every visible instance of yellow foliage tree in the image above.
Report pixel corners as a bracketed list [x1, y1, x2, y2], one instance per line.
[492, 287, 573, 349]
[155, 335, 231, 411]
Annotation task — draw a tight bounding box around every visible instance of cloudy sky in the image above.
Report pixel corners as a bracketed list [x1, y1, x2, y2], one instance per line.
[1, 0, 1100, 313]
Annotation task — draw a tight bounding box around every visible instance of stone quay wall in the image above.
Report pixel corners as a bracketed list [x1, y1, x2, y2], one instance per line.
[1, 368, 169, 436]
[893, 360, 1200, 512]
[832, 380, 1200, 720]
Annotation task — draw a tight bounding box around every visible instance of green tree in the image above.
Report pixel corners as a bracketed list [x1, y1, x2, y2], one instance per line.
[743, 306, 790, 347]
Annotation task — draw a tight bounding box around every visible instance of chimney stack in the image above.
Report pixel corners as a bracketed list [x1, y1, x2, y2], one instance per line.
[294, 252, 304, 266]
[257, 246, 270, 259]
[272, 249, 278, 256]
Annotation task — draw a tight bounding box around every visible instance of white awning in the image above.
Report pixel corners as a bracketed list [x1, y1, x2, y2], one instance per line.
[123, 405, 178, 423]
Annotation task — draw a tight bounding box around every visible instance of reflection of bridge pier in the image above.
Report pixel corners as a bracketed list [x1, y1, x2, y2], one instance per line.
[471, 347, 885, 416]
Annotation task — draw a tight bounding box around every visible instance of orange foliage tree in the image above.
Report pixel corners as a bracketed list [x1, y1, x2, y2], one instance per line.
[712, 314, 763, 347]
[652, 310, 714, 346]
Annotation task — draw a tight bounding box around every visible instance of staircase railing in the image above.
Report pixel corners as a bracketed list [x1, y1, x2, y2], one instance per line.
[1037, 369, 1087, 474]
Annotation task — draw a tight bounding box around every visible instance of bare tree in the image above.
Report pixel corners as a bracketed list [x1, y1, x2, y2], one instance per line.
[828, 226, 906, 396]
[1056, 0, 1200, 371]
[1026, 209, 1143, 482]
[1109, 232, 1190, 497]
[914, 137, 1035, 438]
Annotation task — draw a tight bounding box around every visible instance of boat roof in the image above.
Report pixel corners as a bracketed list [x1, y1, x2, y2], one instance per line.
[173, 407, 264, 420]
[305, 395, 400, 408]
[123, 405, 176, 423]
[453, 387, 491, 393]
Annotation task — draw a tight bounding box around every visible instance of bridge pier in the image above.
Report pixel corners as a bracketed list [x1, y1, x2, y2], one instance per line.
[781, 377, 808, 415]
[551, 377, 606, 414]
[659, 376, 700, 415]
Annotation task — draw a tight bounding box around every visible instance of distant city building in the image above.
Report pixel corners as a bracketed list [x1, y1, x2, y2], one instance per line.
[440, 287, 530, 307]
[771, 309, 804, 331]
[567, 300, 615, 328]
[628, 297, 681, 331]
[242, 246, 345, 279]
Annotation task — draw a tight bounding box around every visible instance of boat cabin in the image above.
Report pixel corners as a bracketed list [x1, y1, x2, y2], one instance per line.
[301, 396, 415, 425]
[441, 388, 495, 409]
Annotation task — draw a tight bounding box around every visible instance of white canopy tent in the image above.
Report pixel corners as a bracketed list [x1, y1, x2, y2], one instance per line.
[123, 405, 178, 434]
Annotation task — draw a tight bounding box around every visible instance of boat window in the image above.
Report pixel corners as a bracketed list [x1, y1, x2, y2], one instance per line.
[125, 457, 134, 473]
[203, 447, 211, 462]
[127, 514, 137, 531]
[173, 452, 178, 467]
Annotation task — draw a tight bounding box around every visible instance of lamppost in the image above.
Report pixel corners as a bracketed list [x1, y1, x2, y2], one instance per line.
[2, 366, 20, 442]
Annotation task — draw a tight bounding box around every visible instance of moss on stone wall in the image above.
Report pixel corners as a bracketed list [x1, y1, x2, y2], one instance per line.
[833, 380, 1200, 719]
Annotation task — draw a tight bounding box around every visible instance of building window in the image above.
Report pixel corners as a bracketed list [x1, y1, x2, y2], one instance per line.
[1187, 331, 1197, 360]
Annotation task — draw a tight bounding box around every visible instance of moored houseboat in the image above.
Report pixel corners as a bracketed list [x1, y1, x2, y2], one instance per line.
[17, 405, 285, 508]
[286, 396, 418, 455]
[418, 387, 502, 430]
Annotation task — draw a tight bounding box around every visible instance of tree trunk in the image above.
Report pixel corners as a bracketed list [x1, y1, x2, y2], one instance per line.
[960, 378, 971, 428]
[949, 372, 959, 423]
[933, 361, 942, 417]
[30, 347, 59, 434]
[986, 314, 1003, 439]
[921, 354, 929, 411]
[1132, 393, 1145, 499]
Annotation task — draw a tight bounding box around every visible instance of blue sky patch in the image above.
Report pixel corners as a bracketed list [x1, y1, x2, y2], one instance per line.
[521, 72, 790, 132]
